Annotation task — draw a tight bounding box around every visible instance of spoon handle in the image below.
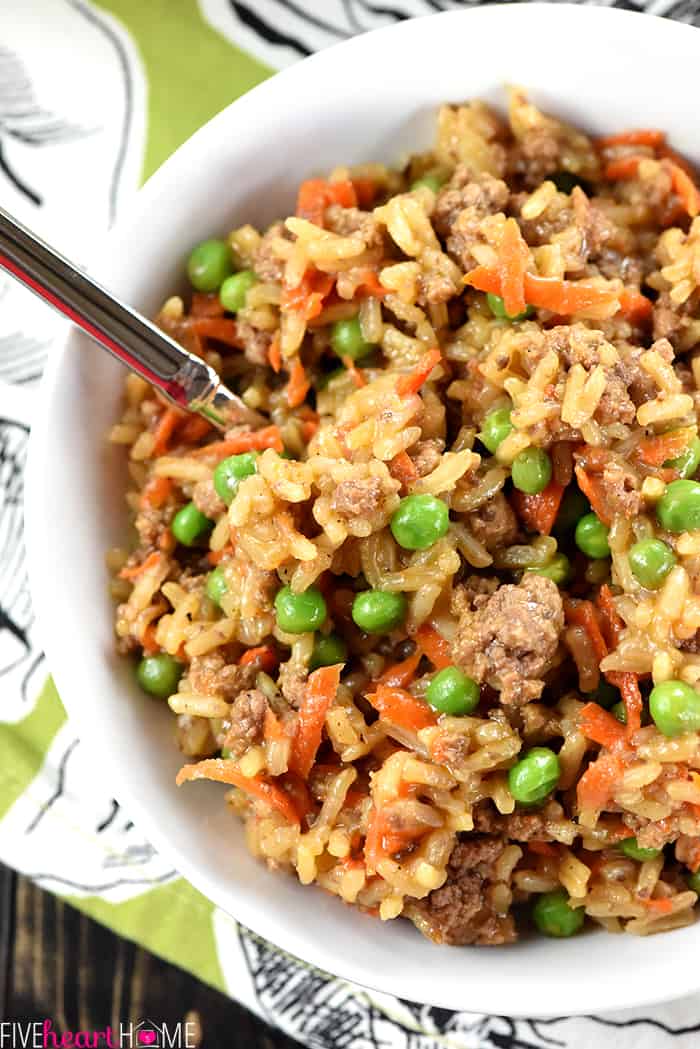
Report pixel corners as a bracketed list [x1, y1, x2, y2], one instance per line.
[0, 206, 262, 428]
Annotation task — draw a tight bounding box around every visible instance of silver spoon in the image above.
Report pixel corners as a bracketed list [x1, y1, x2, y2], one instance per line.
[0, 205, 264, 429]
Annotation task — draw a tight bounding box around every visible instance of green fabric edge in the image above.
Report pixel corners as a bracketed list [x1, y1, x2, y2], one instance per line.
[1, 0, 270, 1001]
[0, 676, 67, 821]
[65, 877, 226, 991]
[91, 0, 272, 180]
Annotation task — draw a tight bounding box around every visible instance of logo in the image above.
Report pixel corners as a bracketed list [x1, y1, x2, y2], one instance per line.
[0, 1021, 197, 1049]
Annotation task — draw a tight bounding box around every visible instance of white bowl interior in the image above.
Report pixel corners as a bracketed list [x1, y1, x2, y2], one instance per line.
[26, 4, 700, 1016]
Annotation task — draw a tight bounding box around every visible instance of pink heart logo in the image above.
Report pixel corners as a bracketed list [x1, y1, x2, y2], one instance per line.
[138, 1032, 157, 1045]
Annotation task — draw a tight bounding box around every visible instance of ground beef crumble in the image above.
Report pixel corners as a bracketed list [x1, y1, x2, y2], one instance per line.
[452, 574, 564, 706]
[433, 166, 509, 272]
[407, 837, 516, 945]
[222, 689, 268, 758]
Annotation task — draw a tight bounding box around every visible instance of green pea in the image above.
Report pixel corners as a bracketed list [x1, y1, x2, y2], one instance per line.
[619, 836, 662, 862]
[390, 494, 449, 551]
[583, 679, 619, 709]
[187, 239, 233, 292]
[274, 586, 327, 634]
[206, 567, 228, 607]
[550, 171, 591, 195]
[213, 452, 258, 505]
[479, 406, 514, 455]
[511, 447, 552, 494]
[410, 173, 445, 193]
[611, 700, 627, 724]
[330, 316, 374, 361]
[575, 512, 610, 559]
[664, 436, 700, 479]
[533, 890, 585, 938]
[171, 502, 212, 546]
[686, 870, 700, 894]
[656, 479, 700, 533]
[554, 487, 590, 535]
[628, 538, 676, 590]
[426, 666, 480, 716]
[136, 653, 183, 698]
[525, 553, 571, 587]
[220, 270, 258, 313]
[487, 292, 534, 323]
[649, 679, 700, 737]
[352, 590, 407, 633]
[508, 747, 561, 805]
[310, 633, 347, 671]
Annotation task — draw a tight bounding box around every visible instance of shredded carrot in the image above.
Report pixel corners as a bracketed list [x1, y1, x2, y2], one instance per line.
[140, 475, 173, 510]
[240, 644, 279, 675]
[658, 144, 697, 179]
[151, 407, 182, 457]
[188, 317, 240, 346]
[577, 752, 623, 810]
[636, 427, 694, 467]
[604, 155, 644, 181]
[597, 129, 665, 150]
[511, 480, 564, 536]
[341, 355, 367, 388]
[281, 268, 335, 320]
[191, 426, 284, 459]
[363, 805, 384, 873]
[564, 600, 609, 663]
[354, 269, 387, 299]
[597, 584, 624, 648]
[376, 651, 422, 689]
[351, 177, 377, 209]
[190, 292, 225, 317]
[396, 348, 442, 398]
[366, 684, 437, 732]
[296, 178, 358, 227]
[574, 465, 610, 525]
[207, 544, 232, 565]
[643, 897, 674, 915]
[663, 159, 700, 218]
[498, 217, 530, 318]
[388, 450, 418, 491]
[159, 530, 176, 553]
[286, 357, 311, 408]
[618, 288, 653, 326]
[268, 333, 282, 373]
[295, 179, 329, 226]
[141, 623, 159, 655]
[464, 266, 619, 316]
[175, 760, 300, 824]
[263, 707, 287, 743]
[363, 806, 424, 871]
[607, 671, 643, 737]
[119, 551, 161, 581]
[579, 702, 627, 750]
[415, 623, 451, 670]
[300, 418, 319, 442]
[290, 664, 343, 779]
[529, 841, 559, 857]
[178, 414, 213, 444]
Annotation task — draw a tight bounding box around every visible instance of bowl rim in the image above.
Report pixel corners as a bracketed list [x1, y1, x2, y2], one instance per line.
[25, 1, 700, 1017]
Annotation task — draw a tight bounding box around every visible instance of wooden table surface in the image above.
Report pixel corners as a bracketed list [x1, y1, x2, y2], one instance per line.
[0, 862, 302, 1047]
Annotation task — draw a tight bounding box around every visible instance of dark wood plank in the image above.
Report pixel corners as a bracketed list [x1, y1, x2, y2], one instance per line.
[0, 863, 302, 1049]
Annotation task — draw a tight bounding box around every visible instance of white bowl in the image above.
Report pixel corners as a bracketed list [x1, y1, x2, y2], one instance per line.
[26, 3, 700, 1016]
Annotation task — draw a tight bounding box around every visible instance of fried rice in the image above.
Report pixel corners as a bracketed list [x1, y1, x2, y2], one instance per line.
[109, 88, 700, 945]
